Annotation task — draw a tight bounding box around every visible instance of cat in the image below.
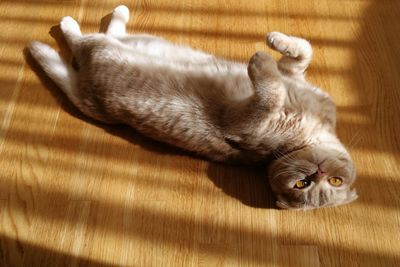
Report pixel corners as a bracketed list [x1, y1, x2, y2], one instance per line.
[27, 5, 357, 210]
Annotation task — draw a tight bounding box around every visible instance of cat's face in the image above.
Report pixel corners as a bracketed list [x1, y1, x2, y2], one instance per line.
[268, 142, 357, 210]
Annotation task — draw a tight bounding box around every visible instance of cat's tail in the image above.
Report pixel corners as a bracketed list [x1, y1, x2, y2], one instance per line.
[27, 41, 81, 107]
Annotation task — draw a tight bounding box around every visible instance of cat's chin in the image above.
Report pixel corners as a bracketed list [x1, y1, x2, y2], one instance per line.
[276, 201, 314, 211]
[276, 190, 358, 211]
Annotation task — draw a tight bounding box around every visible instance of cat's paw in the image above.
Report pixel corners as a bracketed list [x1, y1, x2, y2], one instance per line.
[60, 16, 81, 34]
[267, 32, 312, 58]
[113, 5, 130, 23]
[249, 51, 274, 67]
[267, 32, 297, 57]
[248, 51, 277, 78]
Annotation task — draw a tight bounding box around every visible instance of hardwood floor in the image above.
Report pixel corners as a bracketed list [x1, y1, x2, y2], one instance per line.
[1, 0, 399, 266]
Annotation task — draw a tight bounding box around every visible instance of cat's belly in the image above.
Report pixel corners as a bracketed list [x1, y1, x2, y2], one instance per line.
[75, 37, 260, 161]
[282, 77, 336, 127]
[76, 57, 248, 161]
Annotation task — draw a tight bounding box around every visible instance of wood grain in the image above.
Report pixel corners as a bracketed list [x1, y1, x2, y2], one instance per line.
[1, 0, 399, 266]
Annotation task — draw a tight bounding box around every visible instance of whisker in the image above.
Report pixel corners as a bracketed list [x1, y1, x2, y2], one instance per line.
[346, 129, 362, 149]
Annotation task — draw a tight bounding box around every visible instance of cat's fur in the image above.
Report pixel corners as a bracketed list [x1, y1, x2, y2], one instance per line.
[27, 5, 357, 210]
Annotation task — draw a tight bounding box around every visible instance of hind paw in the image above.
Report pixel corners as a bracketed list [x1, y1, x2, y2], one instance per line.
[113, 5, 130, 23]
[60, 16, 81, 34]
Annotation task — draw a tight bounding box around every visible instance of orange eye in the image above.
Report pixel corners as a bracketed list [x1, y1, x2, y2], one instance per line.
[328, 177, 343, 186]
[294, 179, 310, 189]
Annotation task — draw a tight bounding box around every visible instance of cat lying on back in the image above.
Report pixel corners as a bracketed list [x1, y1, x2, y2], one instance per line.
[27, 5, 357, 210]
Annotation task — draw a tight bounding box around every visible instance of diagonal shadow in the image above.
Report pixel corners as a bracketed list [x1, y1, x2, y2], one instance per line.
[0, 235, 117, 267]
[343, 0, 400, 210]
[0, 0, 363, 21]
[2, 1, 399, 266]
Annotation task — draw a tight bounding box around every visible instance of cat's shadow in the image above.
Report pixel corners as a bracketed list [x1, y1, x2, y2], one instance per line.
[24, 16, 276, 210]
[207, 163, 275, 208]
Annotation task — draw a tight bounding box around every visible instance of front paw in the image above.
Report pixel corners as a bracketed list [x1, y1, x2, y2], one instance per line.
[267, 32, 297, 57]
[248, 51, 277, 78]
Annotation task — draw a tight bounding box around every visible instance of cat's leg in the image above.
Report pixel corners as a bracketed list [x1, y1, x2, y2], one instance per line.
[60, 16, 83, 55]
[28, 41, 80, 106]
[119, 35, 215, 64]
[106, 5, 130, 37]
[106, 5, 173, 49]
[267, 32, 312, 80]
[222, 52, 284, 148]
[105, 5, 215, 64]
[247, 51, 285, 112]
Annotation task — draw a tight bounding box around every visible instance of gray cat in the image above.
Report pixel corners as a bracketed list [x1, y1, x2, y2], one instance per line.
[27, 5, 357, 210]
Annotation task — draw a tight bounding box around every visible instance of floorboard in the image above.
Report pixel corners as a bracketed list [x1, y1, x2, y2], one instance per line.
[0, 0, 399, 266]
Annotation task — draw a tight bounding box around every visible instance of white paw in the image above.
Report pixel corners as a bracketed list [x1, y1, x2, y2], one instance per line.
[113, 5, 130, 23]
[267, 32, 312, 58]
[267, 32, 296, 57]
[60, 16, 81, 33]
[28, 41, 50, 58]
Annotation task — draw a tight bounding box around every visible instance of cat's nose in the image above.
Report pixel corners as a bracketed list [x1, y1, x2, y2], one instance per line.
[317, 164, 325, 174]
[315, 170, 324, 180]
[313, 165, 326, 180]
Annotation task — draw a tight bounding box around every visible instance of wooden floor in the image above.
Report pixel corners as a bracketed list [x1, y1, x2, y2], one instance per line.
[1, 0, 400, 266]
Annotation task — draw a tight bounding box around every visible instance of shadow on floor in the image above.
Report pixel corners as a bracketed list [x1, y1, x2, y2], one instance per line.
[0, 235, 116, 267]
[14, 1, 400, 266]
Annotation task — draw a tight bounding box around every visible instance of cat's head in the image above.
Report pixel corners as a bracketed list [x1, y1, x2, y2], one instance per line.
[268, 139, 357, 210]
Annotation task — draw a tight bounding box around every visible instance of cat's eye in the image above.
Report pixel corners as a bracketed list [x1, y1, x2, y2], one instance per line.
[294, 179, 311, 189]
[328, 177, 343, 186]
